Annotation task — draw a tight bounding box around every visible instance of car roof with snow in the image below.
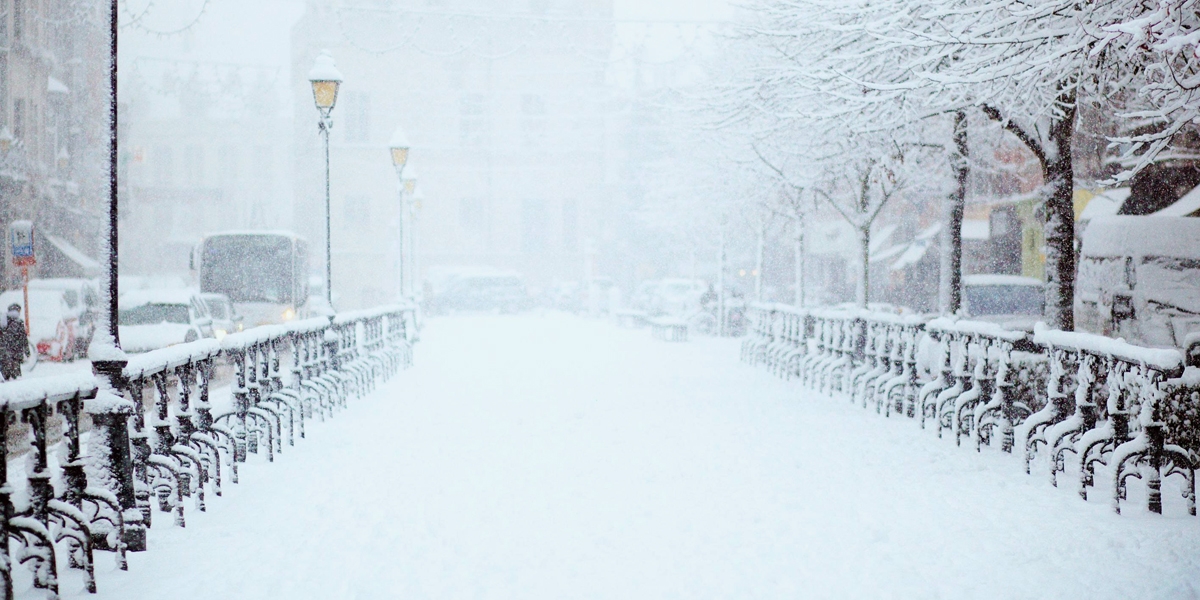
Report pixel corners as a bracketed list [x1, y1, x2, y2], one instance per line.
[119, 289, 198, 309]
[1082, 216, 1200, 260]
[963, 274, 1043, 287]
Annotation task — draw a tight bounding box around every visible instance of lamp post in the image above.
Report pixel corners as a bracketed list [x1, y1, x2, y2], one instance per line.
[388, 127, 410, 300]
[400, 167, 418, 298]
[308, 50, 343, 311]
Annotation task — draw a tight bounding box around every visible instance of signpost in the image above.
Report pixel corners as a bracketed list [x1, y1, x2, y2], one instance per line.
[10, 220, 35, 334]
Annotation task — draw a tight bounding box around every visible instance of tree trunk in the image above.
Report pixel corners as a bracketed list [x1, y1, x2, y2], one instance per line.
[857, 225, 870, 308]
[754, 222, 764, 302]
[940, 111, 968, 315]
[794, 216, 805, 308]
[717, 224, 727, 335]
[1044, 91, 1077, 331]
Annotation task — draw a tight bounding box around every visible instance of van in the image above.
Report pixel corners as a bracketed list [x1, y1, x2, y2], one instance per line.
[1077, 216, 1200, 355]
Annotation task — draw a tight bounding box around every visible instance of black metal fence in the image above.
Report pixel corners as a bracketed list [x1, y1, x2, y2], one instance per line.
[0, 305, 415, 598]
[742, 303, 1198, 517]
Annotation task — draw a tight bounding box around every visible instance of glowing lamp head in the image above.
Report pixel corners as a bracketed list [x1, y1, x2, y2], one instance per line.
[389, 126, 411, 175]
[307, 50, 344, 114]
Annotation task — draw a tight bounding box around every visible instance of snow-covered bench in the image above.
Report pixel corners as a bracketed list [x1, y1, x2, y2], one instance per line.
[614, 309, 648, 328]
[649, 317, 688, 342]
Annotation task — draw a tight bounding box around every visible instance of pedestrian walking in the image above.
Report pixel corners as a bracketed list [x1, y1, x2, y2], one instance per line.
[0, 303, 29, 381]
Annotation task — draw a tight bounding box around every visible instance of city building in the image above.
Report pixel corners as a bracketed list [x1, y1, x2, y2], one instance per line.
[291, 0, 615, 309]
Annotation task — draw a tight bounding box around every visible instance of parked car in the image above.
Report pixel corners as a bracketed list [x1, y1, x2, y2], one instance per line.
[28, 278, 99, 357]
[200, 293, 244, 340]
[630, 280, 661, 312]
[649, 278, 706, 317]
[118, 290, 215, 353]
[0, 288, 80, 362]
[428, 272, 531, 314]
[961, 274, 1045, 331]
[541, 281, 581, 312]
[584, 277, 621, 315]
[1077, 216, 1200, 349]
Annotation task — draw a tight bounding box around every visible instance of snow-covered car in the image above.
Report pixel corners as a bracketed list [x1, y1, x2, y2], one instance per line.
[649, 278, 706, 317]
[201, 293, 244, 340]
[428, 273, 532, 314]
[1077, 216, 1200, 349]
[28, 278, 99, 357]
[118, 290, 215, 353]
[0, 288, 80, 362]
[961, 274, 1044, 331]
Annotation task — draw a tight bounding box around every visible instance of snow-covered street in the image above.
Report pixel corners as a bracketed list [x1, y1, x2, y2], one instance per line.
[66, 314, 1200, 599]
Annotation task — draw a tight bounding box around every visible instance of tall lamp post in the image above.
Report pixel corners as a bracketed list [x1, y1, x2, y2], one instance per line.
[400, 167, 418, 298]
[308, 50, 343, 311]
[388, 127, 410, 300]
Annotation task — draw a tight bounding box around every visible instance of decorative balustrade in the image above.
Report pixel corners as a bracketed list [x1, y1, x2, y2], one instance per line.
[742, 303, 1198, 517]
[0, 305, 415, 598]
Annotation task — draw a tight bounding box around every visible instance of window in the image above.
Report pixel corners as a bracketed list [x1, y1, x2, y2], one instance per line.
[345, 195, 369, 226]
[460, 93, 485, 116]
[343, 92, 370, 143]
[185, 145, 204, 186]
[459, 197, 482, 230]
[12, 97, 22, 139]
[561, 199, 577, 249]
[155, 146, 174, 187]
[254, 146, 272, 184]
[221, 146, 239, 185]
[522, 199, 547, 253]
[0, 0, 8, 48]
[0, 54, 7, 126]
[521, 94, 545, 116]
[460, 93, 485, 147]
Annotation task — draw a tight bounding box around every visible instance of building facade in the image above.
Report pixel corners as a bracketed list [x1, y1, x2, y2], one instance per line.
[292, 0, 615, 309]
[0, 0, 110, 287]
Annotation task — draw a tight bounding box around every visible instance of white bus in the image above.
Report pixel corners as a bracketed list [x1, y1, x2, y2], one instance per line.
[193, 231, 310, 327]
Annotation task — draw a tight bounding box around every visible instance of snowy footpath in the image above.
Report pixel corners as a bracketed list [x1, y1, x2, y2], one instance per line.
[62, 314, 1200, 599]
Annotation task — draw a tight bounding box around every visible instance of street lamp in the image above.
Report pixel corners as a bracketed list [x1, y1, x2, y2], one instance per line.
[308, 50, 343, 311]
[388, 127, 412, 300]
[400, 168, 417, 298]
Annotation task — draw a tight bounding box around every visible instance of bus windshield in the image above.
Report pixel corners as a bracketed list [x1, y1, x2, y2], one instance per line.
[201, 235, 294, 303]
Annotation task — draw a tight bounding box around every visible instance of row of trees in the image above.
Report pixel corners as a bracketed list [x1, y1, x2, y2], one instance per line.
[682, 0, 1199, 330]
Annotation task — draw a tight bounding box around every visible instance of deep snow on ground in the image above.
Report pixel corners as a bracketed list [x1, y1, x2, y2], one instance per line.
[53, 314, 1200, 599]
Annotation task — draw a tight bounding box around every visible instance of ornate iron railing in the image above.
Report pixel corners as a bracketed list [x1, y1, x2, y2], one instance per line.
[0, 305, 415, 598]
[742, 303, 1197, 517]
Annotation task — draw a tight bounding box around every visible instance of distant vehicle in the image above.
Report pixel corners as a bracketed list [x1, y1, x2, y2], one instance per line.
[429, 272, 531, 314]
[200, 293, 244, 340]
[118, 290, 215, 353]
[961, 274, 1045, 331]
[630, 280, 661, 312]
[543, 281, 582, 312]
[1077, 216, 1200, 350]
[0, 288, 80, 362]
[585, 277, 620, 315]
[28, 278, 99, 356]
[649, 278, 706, 317]
[194, 231, 309, 327]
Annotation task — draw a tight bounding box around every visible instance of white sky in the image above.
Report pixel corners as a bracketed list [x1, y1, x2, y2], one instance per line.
[120, 0, 733, 117]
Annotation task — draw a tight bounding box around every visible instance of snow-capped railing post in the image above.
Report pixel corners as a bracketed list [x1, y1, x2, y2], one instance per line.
[86, 394, 142, 553]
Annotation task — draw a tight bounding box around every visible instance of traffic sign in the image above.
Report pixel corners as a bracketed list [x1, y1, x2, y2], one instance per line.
[9, 220, 34, 267]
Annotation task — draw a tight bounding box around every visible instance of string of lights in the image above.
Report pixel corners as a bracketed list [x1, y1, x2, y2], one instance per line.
[119, 0, 212, 38]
